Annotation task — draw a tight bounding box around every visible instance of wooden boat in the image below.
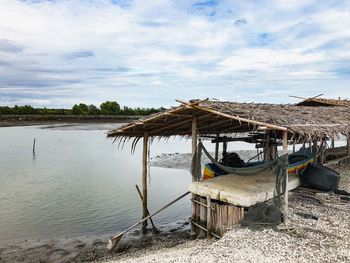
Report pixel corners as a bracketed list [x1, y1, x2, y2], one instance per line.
[203, 147, 314, 179]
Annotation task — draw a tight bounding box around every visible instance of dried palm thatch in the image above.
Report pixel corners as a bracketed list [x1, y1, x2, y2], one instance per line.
[295, 97, 350, 107]
[107, 99, 350, 145]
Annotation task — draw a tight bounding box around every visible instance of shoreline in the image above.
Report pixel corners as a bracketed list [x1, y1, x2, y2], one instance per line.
[0, 219, 191, 263]
[0, 115, 140, 127]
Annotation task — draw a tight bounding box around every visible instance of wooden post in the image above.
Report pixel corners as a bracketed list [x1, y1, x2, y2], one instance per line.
[142, 131, 149, 232]
[191, 116, 198, 234]
[331, 139, 335, 149]
[282, 131, 289, 226]
[320, 138, 325, 164]
[312, 139, 318, 163]
[264, 132, 271, 161]
[206, 196, 212, 239]
[347, 135, 350, 163]
[223, 140, 227, 156]
[215, 134, 219, 161]
[32, 138, 36, 158]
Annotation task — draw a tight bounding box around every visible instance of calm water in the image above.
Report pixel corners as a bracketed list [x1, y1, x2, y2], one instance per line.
[0, 124, 199, 242]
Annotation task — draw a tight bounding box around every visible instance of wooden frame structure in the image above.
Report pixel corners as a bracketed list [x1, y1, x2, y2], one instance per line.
[108, 98, 350, 237]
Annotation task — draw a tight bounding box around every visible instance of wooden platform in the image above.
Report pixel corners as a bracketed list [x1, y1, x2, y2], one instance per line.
[188, 170, 300, 207]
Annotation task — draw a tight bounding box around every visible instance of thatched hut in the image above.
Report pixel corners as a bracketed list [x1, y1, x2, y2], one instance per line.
[295, 97, 350, 107]
[107, 99, 350, 238]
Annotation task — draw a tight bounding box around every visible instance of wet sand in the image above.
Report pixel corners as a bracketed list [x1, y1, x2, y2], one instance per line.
[0, 221, 191, 263]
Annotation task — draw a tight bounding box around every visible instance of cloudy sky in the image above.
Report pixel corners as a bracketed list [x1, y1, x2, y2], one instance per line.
[0, 0, 350, 108]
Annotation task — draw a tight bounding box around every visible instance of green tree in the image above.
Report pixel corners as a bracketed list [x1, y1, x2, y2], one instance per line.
[78, 103, 89, 114]
[88, 104, 100, 115]
[71, 104, 83, 115]
[100, 101, 120, 115]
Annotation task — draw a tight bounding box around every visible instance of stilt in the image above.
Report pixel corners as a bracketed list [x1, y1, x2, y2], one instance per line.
[206, 196, 212, 239]
[214, 134, 219, 161]
[223, 139, 227, 156]
[142, 131, 149, 232]
[320, 138, 325, 164]
[191, 115, 198, 234]
[312, 139, 318, 163]
[264, 131, 271, 161]
[347, 135, 350, 163]
[282, 131, 289, 226]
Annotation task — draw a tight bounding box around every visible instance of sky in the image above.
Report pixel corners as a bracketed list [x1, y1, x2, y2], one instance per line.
[0, 0, 350, 108]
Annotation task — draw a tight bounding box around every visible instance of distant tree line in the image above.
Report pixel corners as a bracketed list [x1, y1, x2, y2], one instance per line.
[0, 101, 165, 116]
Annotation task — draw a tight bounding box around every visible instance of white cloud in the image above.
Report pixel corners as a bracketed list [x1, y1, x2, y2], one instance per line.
[0, 0, 350, 108]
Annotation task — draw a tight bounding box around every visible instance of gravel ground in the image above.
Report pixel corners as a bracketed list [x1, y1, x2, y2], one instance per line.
[102, 163, 350, 263]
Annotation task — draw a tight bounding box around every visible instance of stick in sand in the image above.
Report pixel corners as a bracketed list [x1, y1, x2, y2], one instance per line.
[135, 184, 159, 233]
[107, 191, 190, 252]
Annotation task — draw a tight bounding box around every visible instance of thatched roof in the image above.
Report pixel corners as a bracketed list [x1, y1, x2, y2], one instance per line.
[107, 99, 350, 142]
[295, 97, 350, 107]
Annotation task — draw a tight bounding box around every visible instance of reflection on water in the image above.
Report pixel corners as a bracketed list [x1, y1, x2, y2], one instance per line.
[0, 124, 262, 242]
[0, 124, 192, 242]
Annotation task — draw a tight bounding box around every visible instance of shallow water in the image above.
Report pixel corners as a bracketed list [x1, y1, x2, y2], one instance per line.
[0, 124, 197, 242]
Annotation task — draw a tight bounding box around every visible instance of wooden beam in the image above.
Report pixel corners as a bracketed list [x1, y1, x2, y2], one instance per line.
[282, 130, 288, 226]
[142, 131, 149, 232]
[177, 101, 288, 132]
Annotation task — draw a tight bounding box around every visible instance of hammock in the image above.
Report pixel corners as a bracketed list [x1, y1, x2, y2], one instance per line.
[199, 141, 278, 176]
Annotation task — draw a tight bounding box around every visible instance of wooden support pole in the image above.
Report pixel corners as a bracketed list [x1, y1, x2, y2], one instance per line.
[223, 140, 227, 156]
[191, 116, 198, 234]
[320, 138, 325, 164]
[347, 135, 350, 163]
[293, 141, 296, 153]
[312, 139, 318, 163]
[142, 131, 149, 232]
[192, 115, 198, 181]
[264, 132, 271, 161]
[206, 196, 212, 239]
[215, 134, 219, 161]
[331, 139, 335, 149]
[282, 130, 289, 226]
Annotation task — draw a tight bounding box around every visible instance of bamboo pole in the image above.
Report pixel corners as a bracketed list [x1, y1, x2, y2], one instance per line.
[347, 135, 350, 163]
[320, 138, 325, 164]
[312, 139, 318, 163]
[264, 132, 270, 161]
[142, 131, 149, 232]
[223, 140, 227, 156]
[206, 196, 212, 239]
[191, 115, 198, 234]
[32, 138, 36, 157]
[176, 101, 288, 131]
[282, 131, 289, 226]
[215, 134, 219, 161]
